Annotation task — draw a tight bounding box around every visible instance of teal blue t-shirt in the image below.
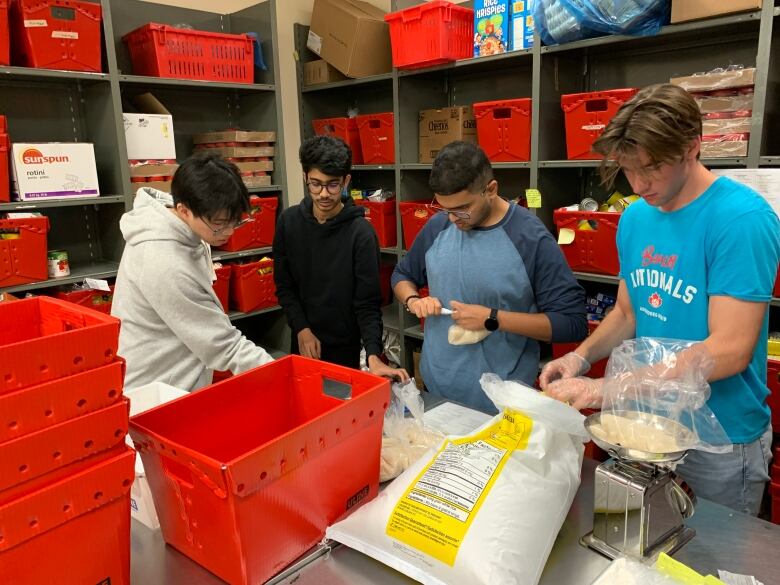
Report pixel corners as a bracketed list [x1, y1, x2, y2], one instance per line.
[617, 176, 780, 443]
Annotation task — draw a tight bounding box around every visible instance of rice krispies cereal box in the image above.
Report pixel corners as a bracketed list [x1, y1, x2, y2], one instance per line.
[474, 0, 510, 57]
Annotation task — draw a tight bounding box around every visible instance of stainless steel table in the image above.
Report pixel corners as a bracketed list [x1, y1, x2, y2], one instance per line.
[131, 456, 780, 585]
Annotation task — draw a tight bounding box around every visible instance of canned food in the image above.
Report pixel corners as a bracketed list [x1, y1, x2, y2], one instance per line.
[577, 220, 597, 231]
[598, 203, 610, 212]
[605, 191, 623, 207]
[47, 250, 70, 278]
[579, 197, 599, 212]
[608, 200, 626, 213]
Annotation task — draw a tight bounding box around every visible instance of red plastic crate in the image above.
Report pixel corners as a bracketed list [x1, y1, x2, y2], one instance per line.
[55, 285, 115, 315]
[553, 209, 621, 276]
[123, 23, 254, 83]
[0, 296, 120, 395]
[229, 258, 277, 313]
[773, 267, 780, 298]
[772, 481, 780, 525]
[355, 199, 397, 248]
[385, 0, 473, 69]
[400, 200, 435, 249]
[356, 113, 395, 164]
[0, 446, 133, 585]
[561, 89, 639, 159]
[0, 359, 123, 444]
[0, 1, 7, 66]
[772, 462, 780, 484]
[379, 263, 394, 306]
[217, 196, 279, 252]
[312, 117, 363, 165]
[10, 0, 102, 72]
[0, 132, 9, 203]
[0, 397, 127, 492]
[129, 355, 390, 585]
[213, 264, 231, 313]
[767, 358, 780, 434]
[473, 98, 532, 162]
[551, 320, 608, 379]
[0, 215, 49, 287]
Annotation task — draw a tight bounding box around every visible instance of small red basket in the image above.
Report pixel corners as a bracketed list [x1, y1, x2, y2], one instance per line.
[55, 285, 115, 315]
[312, 118, 363, 165]
[123, 23, 254, 83]
[0, 132, 9, 203]
[356, 113, 395, 164]
[773, 267, 780, 298]
[10, 0, 102, 72]
[553, 209, 621, 276]
[385, 0, 473, 69]
[217, 196, 279, 252]
[767, 359, 780, 434]
[473, 98, 532, 162]
[213, 264, 231, 313]
[0, 216, 49, 287]
[229, 258, 277, 313]
[561, 89, 638, 160]
[400, 200, 436, 250]
[355, 199, 397, 248]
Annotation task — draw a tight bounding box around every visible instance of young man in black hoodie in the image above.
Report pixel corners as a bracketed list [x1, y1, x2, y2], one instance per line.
[273, 135, 409, 381]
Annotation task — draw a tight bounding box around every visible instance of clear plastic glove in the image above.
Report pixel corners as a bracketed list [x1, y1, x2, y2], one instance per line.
[539, 352, 591, 390]
[544, 376, 604, 410]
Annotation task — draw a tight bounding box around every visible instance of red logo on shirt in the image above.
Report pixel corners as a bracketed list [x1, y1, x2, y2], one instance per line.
[642, 245, 678, 269]
[648, 292, 663, 308]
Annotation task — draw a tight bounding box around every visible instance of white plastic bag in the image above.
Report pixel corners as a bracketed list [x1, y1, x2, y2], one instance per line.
[327, 374, 590, 585]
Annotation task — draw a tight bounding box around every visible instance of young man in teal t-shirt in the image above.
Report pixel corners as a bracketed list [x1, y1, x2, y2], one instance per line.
[540, 84, 780, 516]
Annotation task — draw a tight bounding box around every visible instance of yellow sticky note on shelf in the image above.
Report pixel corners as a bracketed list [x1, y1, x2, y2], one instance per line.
[557, 228, 575, 245]
[525, 189, 542, 209]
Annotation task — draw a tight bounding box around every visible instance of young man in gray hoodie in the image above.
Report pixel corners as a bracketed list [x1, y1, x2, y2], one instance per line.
[112, 152, 274, 391]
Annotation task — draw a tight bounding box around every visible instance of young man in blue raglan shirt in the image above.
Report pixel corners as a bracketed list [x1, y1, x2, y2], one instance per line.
[541, 84, 780, 515]
[392, 141, 587, 413]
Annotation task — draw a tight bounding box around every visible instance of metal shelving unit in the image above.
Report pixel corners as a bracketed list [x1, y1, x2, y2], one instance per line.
[295, 1, 780, 370]
[2, 0, 290, 347]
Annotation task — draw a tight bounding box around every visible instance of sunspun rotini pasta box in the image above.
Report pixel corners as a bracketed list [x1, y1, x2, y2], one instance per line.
[474, 0, 510, 58]
[11, 143, 100, 201]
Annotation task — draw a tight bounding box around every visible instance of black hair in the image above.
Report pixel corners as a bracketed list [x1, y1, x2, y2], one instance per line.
[299, 135, 352, 178]
[171, 152, 250, 223]
[429, 141, 493, 195]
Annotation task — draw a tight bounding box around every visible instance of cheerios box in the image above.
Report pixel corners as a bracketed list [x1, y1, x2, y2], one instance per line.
[11, 143, 100, 201]
[511, 0, 535, 51]
[474, 0, 511, 58]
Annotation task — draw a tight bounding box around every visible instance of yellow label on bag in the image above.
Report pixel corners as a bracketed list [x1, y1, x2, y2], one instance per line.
[385, 408, 533, 566]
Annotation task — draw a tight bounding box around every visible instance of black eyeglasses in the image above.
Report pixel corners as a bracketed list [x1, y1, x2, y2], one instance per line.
[306, 178, 344, 195]
[199, 216, 253, 235]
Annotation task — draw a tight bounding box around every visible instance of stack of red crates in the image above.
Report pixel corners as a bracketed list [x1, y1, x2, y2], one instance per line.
[0, 297, 134, 585]
[0, 114, 9, 203]
[312, 118, 363, 165]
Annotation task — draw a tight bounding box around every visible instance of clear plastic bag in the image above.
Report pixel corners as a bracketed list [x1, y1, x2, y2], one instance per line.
[597, 338, 731, 454]
[380, 379, 444, 482]
[535, 0, 670, 46]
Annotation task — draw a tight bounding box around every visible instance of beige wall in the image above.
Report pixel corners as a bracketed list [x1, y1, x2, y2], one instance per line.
[141, 0, 393, 204]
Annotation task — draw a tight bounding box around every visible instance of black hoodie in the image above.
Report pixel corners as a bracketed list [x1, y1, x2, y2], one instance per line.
[273, 196, 384, 357]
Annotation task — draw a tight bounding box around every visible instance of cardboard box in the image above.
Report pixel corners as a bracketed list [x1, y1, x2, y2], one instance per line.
[129, 162, 179, 178]
[11, 143, 100, 201]
[511, 0, 534, 51]
[702, 116, 752, 135]
[192, 130, 277, 145]
[670, 68, 755, 92]
[419, 106, 477, 163]
[696, 94, 753, 113]
[474, 0, 510, 57]
[133, 180, 172, 194]
[304, 59, 347, 86]
[123, 93, 176, 161]
[701, 139, 749, 158]
[196, 145, 275, 158]
[234, 160, 274, 173]
[307, 0, 392, 78]
[671, 0, 761, 24]
[242, 175, 272, 188]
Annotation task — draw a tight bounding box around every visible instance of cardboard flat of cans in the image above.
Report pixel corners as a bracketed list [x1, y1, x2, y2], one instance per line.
[192, 130, 277, 145]
[11, 143, 100, 201]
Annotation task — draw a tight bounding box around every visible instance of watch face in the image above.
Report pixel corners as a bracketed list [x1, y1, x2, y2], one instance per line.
[485, 318, 499, 332]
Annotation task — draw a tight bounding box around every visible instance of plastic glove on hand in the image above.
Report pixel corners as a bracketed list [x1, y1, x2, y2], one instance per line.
[544, 377, 604, 410]
[539, 352, 591, 390]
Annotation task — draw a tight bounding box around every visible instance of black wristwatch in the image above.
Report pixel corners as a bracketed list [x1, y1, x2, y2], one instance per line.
[484, 308, 499, 332]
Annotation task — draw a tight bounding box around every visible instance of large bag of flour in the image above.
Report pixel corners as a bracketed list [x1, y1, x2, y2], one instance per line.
[326, 374, 590, 585]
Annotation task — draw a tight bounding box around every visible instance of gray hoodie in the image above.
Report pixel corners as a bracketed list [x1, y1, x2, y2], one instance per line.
[112, 188, 273, 391]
